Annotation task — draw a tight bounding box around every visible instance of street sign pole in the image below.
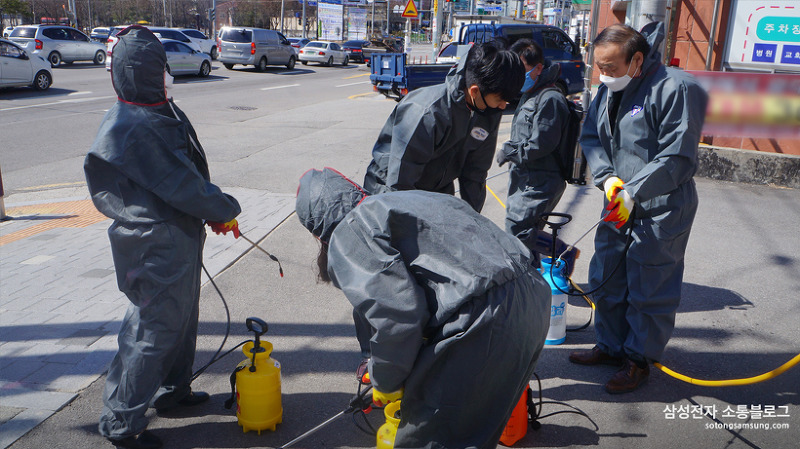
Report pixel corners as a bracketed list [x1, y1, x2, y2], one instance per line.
[431, 0, 441, 61]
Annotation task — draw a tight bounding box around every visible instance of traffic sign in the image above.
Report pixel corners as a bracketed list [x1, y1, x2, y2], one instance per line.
[402, 0, 418, 18]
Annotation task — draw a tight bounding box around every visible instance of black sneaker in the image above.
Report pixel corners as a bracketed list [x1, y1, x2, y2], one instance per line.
[108, 430, 162, 449]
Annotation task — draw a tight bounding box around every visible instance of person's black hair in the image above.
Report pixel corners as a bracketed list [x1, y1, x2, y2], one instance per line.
[464, 41, 525, 102]
[510, 38, 544, 68]
[594, 24, 650, 63]
[316, 242, 331, 283]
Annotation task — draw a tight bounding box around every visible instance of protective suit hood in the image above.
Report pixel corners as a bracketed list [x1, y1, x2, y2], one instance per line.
[639, 21, 665, 75]
[444, 52, 469, 105]
[531, 60, 561, 93]
[296, 168, 368, 243]
[111, 25, 168, 106]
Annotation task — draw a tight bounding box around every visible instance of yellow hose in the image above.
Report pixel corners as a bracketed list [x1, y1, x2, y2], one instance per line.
[568, 280, 799, 386]
[653, 354, 800, 386]
[487, 181, 800, 386]
[486, 184, 505, 209]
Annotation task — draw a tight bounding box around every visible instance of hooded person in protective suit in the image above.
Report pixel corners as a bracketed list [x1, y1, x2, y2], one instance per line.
[357, 42, 524, 376]
[363, 41, 524, 213]
[569, 22, 708, 394]
[84, 26, 241, 449]
[296, 168, 551, 449]
[496, 38, 580, 274]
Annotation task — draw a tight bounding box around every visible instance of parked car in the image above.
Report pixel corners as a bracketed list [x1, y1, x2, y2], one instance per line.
[104, 25, 131, 68]
[299, 41, 348, 66]
[342, 40, 369, 63]
[3, 26, 14, 38]
[287, 37, 311, 55]
[8, 25, 106, 67]
[90, 27, 110, 42]
[217, 27, 296, 71]
[176, 28, 217, 59]
[147, 27, 201, 53]
[162, 39, 211, 77]
[0, 38, 53, 91]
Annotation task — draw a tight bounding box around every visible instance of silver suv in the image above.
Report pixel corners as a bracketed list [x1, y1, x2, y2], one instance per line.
[218, 27, 296, 71]
[8, 25, 106, 67]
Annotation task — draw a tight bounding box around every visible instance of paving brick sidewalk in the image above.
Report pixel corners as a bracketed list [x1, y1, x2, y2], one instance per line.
[0, 187, 295, 449]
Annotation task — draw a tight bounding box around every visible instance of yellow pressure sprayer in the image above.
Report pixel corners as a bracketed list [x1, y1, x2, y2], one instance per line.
[224, 317, 282, 434]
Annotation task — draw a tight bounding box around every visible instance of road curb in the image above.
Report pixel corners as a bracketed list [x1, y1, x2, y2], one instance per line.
[698, 146, 800, 189]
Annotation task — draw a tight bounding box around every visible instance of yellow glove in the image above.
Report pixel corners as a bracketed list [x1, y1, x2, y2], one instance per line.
[372, 387, 404, 407]
[603, 176, 624, 202]
[604, 188, 634, 229]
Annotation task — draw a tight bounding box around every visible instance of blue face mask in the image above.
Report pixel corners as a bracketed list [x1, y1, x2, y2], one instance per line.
[520, 69, 537, 93]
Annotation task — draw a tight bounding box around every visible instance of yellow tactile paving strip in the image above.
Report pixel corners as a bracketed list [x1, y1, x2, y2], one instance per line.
[0, 200, 109, 247]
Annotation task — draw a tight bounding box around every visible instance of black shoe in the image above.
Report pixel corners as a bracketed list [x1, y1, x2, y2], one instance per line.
[108, 430, 162, 449]
[177, 390, 210, 407]
[155, 390, 210, 412]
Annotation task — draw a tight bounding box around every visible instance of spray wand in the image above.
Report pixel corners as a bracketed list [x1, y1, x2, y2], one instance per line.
[278, 373, 376, 448]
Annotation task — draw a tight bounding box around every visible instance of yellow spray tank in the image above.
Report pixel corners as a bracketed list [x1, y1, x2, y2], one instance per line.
[223, 317, 282, 434]
[376, 401, 401, 449]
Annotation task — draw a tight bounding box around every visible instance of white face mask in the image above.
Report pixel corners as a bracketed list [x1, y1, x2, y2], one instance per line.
[164, 70, 174, 90]
[599, 59, 638, 92]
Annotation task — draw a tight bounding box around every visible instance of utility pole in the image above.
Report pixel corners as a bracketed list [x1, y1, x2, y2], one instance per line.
[431, 0, 441, 60]
[386, 0, 390, 34]
[302, 0, 307, 38]
[280, 0, 285, 34]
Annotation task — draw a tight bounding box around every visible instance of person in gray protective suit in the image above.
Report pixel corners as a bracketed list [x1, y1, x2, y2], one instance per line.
[358, 42, 524, 376]
[296, 168, 550, 449]
[568, 22, 708, 394]
[363, 41, 524, 213]
[496, 39, 579, 273]
[84, 26, 241, 449]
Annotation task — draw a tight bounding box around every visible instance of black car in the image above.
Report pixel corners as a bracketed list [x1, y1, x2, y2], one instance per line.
[342, 40, 370, 63]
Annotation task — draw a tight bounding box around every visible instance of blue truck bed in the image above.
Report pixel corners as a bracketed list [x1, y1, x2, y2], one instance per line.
[370, 53, 454, 101]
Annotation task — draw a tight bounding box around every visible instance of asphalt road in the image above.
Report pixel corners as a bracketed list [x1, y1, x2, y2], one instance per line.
[2, 58, 799, 449]
[1, 57, 380, 197]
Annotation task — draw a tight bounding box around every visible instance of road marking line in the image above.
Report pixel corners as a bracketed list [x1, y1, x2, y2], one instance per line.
[343, 73, 370, 79]
[18, 181, 86, 191]
[0, 95, 115, 112]
[67, 91, 92, 96]
[336, 81, 370, 87]
[348, 92, 376, 99]
[260, 84, 300, 90]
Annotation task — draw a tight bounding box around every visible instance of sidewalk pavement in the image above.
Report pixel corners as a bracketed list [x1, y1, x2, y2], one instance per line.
[0, 187, 296, 449]
[3, 176, 799, 449]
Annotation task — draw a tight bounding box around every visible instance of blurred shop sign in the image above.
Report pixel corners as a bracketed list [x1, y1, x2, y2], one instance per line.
[689, 70, 800, 138]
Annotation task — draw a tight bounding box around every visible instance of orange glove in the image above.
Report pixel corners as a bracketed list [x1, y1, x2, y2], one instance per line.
[604, 188, 633, 229]
[207, 219, 240, 238]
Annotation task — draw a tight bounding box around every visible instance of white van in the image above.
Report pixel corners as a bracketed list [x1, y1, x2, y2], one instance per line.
[217, 27, 296, 71]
